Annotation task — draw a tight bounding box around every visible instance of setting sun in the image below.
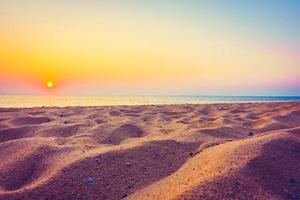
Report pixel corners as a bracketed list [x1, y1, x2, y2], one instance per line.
[47, 81, 54, 88]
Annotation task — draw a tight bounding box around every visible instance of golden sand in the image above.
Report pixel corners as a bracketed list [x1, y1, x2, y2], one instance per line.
[0, 102, 299, 199]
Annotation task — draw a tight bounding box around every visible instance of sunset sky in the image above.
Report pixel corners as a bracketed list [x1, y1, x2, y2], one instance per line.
[0, 0, 299, 96]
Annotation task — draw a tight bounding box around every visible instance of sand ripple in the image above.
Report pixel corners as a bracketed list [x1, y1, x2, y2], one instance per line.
[0, 102, 299, 199]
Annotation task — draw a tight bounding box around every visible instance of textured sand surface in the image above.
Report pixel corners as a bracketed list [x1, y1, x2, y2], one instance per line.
[0, 102, 299, 200]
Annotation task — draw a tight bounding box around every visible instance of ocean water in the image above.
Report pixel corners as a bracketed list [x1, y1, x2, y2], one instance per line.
[0, 95, 299, 108]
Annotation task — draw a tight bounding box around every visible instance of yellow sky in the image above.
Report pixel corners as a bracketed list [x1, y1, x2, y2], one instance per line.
[0, 1, 299, 95]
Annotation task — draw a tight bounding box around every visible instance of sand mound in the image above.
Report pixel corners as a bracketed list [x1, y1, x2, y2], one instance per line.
[0, 138, 77, 194]
[197, 106, 211, 115]
[1, 153, 43, 190]
[109, 110, 121, 116]
[254, 121, 289, 133]
[0, 102, 300, 200]
[241, 137, 300, 199]
[273, 109, 300, 127]
[0, 139, 50, 167]
[128, 132, 300, 200]
[245, 113, 260, 120]
[192, 126, 244, 140]
[38, 123, 88, 138]
[103, 124, 144, 145]
[175, 134, 300, 200]
[9, 116, 52, 126]
[0, 126, 38, 143]
[1, 140, 198, 200]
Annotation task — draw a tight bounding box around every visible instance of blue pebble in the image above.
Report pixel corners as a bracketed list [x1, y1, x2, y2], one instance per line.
[87, 177, 95, 185]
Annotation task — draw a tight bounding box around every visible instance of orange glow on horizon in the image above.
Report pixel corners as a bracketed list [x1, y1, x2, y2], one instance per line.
[0, 1, 299, 95]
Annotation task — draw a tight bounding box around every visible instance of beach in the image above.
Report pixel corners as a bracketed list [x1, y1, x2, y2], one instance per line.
[0, 102, 299, 200]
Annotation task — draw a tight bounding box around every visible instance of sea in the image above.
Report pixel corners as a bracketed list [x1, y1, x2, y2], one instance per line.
[0, 95, 299, 108]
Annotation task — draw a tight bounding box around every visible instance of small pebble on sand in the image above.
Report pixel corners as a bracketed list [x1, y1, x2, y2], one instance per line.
[248, 132, 254, 136]
[87, 177, 95, 185]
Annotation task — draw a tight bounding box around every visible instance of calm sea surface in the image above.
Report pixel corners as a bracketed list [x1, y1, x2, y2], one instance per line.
[0, 95, 299, 108]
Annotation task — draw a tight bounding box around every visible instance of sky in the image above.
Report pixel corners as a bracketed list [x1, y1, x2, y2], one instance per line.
[0, 0, 299, 96]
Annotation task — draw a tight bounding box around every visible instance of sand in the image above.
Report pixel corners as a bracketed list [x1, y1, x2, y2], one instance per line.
[0, 102, 299, 200]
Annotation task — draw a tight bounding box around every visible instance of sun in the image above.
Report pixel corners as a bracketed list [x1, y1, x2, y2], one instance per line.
[47, 81, 54, 88]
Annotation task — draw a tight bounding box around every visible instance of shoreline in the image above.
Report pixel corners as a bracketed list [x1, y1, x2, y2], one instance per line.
[0, 100, 300, 109]
[1, 95, 299, 108]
